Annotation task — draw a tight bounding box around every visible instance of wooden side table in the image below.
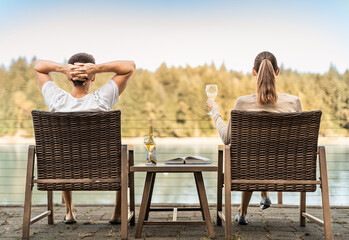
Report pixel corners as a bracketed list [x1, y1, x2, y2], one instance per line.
[131, 163, 217, 238]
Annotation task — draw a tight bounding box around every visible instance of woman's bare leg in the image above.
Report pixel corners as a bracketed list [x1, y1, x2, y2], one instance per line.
[111, 191, 121, 221]
[260, 191, 271, 210]
[62, 191, 75, 220]
[238, 191, 253, 216]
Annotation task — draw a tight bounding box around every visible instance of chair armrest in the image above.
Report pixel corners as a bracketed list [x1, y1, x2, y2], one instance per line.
[126, 145, 135, 170]
[317, 145, 325, 154]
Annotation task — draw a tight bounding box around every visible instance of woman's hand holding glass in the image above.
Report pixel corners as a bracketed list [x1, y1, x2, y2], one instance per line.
[206, 99, 218, 112]
[205, 84, 218, 115]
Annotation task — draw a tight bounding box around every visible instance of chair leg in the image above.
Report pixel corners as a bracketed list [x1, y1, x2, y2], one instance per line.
[22, 187, 33, 240]
[121, 145, 128, 240]
[47, 191, 54, 225]
[129, 173, 135, 226]
[217, 147, 223, 226]
[224, 182, 231, 239]
[300, 192, 306, 227]
[224, 146, 231, 240]
[129, 148, 135, 226]
[319, 146, 333, 240]
[22, 145, 35, 240]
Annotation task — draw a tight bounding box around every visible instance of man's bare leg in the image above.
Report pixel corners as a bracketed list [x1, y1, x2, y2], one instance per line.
[238, 191, 253, 216]
[62, 191, 76, 221]
[261, 191, 268, 198]
[110, 191, 121, 222]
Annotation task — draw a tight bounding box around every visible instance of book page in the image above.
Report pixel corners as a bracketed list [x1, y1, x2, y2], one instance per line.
[165, 157, 185, 164]
[184, 156, 211, 164]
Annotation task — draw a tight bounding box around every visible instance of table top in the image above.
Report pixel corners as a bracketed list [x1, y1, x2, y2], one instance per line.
[130, 163, 218, 172]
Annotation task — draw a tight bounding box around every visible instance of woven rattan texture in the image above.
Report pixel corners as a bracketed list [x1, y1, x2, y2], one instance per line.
[32, 110, 122, 191]
[230, 110, 322, 192]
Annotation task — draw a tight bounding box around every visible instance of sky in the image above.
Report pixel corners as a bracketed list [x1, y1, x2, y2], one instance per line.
[0, 0, 348, 73]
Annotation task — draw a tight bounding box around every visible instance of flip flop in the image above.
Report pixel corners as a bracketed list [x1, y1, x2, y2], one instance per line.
[109, 219, 121, 225]
[63, 216, 77, 224]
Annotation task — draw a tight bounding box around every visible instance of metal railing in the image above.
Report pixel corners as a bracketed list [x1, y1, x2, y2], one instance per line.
[0, 142, 348, 206]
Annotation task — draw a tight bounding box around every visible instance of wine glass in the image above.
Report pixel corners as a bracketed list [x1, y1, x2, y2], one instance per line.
[144, 136, 150, 150]
[144, 135, 156, 165]
[206, 84, 218, 115]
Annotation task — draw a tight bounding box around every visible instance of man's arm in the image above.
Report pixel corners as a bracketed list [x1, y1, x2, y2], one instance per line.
[34, 60, 80, 90]
[76, 61, 136, 95]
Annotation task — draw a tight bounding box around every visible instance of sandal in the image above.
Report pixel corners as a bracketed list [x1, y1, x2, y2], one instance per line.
[109, 219, 121, 225]
[260, 197, 272, 210]
[63, 216, 77, 224]
[235, 213, 248, 225]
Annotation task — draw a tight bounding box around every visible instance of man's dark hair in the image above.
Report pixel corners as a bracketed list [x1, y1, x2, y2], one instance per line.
[68, 53, 95, 86]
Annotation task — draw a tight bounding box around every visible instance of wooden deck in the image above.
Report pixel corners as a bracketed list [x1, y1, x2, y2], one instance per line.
[0, 204, 348, 239]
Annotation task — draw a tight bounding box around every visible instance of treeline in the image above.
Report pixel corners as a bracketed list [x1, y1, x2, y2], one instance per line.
[0, 57, 348, 138]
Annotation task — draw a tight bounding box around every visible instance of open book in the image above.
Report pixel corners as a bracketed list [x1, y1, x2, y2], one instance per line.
[165, 156, 212, 165]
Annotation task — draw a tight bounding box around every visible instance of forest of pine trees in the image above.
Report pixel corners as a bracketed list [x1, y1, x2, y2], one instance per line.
[0, 57, 348, 138]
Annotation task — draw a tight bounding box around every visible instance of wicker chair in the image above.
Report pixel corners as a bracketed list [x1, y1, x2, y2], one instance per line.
[22, 110, 135, 240]
[217, 110, 332, 240]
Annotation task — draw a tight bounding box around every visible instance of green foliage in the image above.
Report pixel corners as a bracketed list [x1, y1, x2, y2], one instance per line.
[0, 58, 348, 137]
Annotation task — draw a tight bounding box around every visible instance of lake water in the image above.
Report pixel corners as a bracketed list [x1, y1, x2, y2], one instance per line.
[0, 144, 348, 206]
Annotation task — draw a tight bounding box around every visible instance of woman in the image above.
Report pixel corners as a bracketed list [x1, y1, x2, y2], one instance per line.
[206, 51, 302, 225]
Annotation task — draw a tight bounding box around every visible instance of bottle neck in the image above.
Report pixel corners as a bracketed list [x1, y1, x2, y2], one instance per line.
[149, 126, 153, 136]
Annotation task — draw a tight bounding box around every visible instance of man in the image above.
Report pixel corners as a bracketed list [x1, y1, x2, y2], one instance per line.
[35, 53, 135, 224]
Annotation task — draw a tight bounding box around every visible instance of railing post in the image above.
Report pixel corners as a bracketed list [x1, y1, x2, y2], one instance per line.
[278, 192, 283, 204]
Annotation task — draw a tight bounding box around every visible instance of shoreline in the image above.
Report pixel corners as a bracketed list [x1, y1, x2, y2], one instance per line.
[1, 136, 348, 145]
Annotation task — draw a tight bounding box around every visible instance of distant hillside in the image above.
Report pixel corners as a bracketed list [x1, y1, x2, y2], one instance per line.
[1, 57, 348, 137]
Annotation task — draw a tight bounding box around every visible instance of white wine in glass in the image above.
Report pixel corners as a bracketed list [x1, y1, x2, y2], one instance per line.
[206, 84, 218, 115]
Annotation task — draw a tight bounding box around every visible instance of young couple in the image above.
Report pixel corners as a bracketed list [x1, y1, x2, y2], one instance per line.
[35, 51, 301, 225]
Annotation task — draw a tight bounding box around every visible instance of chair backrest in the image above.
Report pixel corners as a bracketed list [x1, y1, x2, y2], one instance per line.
[31, 110, 122, 191]
[230, 110, 322, 192]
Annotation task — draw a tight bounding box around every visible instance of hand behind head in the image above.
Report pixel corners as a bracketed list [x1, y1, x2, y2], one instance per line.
[73, 63, 96, 84]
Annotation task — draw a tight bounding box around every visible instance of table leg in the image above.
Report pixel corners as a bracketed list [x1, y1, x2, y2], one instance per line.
[145, 172, 156, 221]
[194, 173, 205, 220]
[194, 172, 215, 238]
[135, 172, 154, 238]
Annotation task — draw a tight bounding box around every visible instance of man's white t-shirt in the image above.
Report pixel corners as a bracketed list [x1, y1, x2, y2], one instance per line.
[42, 80, 119, 112]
